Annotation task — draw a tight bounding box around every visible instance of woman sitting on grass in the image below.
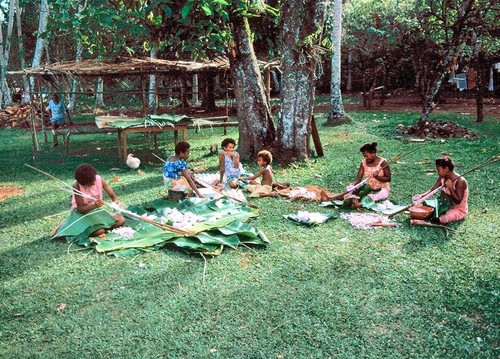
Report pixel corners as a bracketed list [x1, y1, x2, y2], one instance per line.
[345, 142, 391, 208]
[416, 156, 468, 224]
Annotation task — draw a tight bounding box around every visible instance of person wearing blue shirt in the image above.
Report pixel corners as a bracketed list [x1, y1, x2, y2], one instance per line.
[47, 94, 71, 146]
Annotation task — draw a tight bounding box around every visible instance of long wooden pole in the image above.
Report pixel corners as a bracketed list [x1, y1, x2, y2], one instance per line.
[327, 145, 426, 202]
[25, 163, 193, 236]
[388, 155, 499, 218]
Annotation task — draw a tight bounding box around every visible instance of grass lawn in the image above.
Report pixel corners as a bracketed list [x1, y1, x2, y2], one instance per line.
[0, 110, 498, 358]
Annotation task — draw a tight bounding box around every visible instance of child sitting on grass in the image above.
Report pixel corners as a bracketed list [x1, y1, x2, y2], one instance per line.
[52, 163, 125, 239]
[215, 138, 245, 188]
[163, 141, 204, 199]
[239, 150, 279, 198]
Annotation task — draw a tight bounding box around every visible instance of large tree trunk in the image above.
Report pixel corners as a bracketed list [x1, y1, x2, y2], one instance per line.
[229, 16, 275, 159]
[326, 0, 350, 125]
[277, 0, 328, 160]
[0, 0, 16, 107]
[30, 0, 49, 90]
[69, 2, 84, 113]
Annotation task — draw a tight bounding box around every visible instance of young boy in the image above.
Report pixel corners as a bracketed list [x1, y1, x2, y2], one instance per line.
[238, 150, 277, 198]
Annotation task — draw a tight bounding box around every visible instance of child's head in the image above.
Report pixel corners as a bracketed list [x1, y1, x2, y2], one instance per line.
[175, 141, 191, 158]
[75, 164, 97, 186]
[360, 142, 378, 154]
[435, 156, 455, 176]
[52, 94, 59, 102]
[360, 142, 378, 161]
[257, 150, 273, 166]
[221, 138, 236, 151]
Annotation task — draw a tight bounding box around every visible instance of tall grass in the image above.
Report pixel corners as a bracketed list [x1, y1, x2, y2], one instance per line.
[0, 111, 498, 358]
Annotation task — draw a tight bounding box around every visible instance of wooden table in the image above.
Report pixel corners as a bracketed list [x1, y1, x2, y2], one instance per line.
[118, 125, 188, 161]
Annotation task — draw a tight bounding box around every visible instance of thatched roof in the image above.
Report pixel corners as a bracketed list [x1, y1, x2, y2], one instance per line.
[7, 57, 278, 79]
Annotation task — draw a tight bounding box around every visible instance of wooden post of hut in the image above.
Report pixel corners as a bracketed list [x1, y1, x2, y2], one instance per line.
[38, 84, 47, 144]
[265, 66, 271, 101]
[181, 72, 189, 108]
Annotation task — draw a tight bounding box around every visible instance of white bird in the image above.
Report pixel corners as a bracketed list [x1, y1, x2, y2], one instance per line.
[126, 153, 141, 170]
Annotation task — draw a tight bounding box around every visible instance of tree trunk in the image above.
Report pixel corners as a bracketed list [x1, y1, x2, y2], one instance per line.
[229, 16, 275, 159]
[0, 0, 16, 107]
[192, 74, 199, 105]
[69, 3, 84, 115]
[473, 35, 484, 123]
[419, 0, 476, 123]
[201, 71, 216, 111]
[69, 41, 82, 114]
[326, 0, 350, 125]
[148, 45, 157, 111]
[95, 77, 105, 108]
[278, 0, 328, 160]
[15, 0, 30, 103]
[346, 50, 352, 92]
[30, 0, 49, 90]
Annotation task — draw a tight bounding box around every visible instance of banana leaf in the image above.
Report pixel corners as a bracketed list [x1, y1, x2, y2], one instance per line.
[217, 221, 259, 238]
[95, 232, 179, 253]
[149, 114, 192, 123]
[53, 208, 118, 244]
[58, 197, 268, 257]
[171, 237, 223, 254]
[238, 228, 270, 246]
[194, 231, 240, 248]
[284, 211, 339, 227]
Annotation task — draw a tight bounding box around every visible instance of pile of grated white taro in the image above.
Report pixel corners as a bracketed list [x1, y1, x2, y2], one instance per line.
[109, 226, 136, 240]
[340, 212, 393, 230]
[160, 207, 203, 229]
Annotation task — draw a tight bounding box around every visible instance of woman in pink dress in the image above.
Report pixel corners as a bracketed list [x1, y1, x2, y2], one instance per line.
[350, 142, 391, 202]
[426, 156, 469, 224]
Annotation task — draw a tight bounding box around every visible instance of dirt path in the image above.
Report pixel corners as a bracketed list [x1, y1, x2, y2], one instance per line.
[341, 92, 500, 119]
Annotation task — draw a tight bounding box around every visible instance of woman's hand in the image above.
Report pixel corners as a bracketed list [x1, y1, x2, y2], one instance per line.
[444, 179, 454, 189]
[94, 199, 104, 208]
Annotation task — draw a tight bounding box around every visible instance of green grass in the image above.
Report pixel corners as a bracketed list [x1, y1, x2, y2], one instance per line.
[0, 111, 499, 358]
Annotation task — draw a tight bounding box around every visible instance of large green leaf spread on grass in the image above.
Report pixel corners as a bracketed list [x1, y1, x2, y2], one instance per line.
[65, 198, 268, 257]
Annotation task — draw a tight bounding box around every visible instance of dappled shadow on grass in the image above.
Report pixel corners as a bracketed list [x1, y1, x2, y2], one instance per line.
[0, 235, 66, 282]
[1, 173, 166, 229]
[401, 220, 465, 254]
